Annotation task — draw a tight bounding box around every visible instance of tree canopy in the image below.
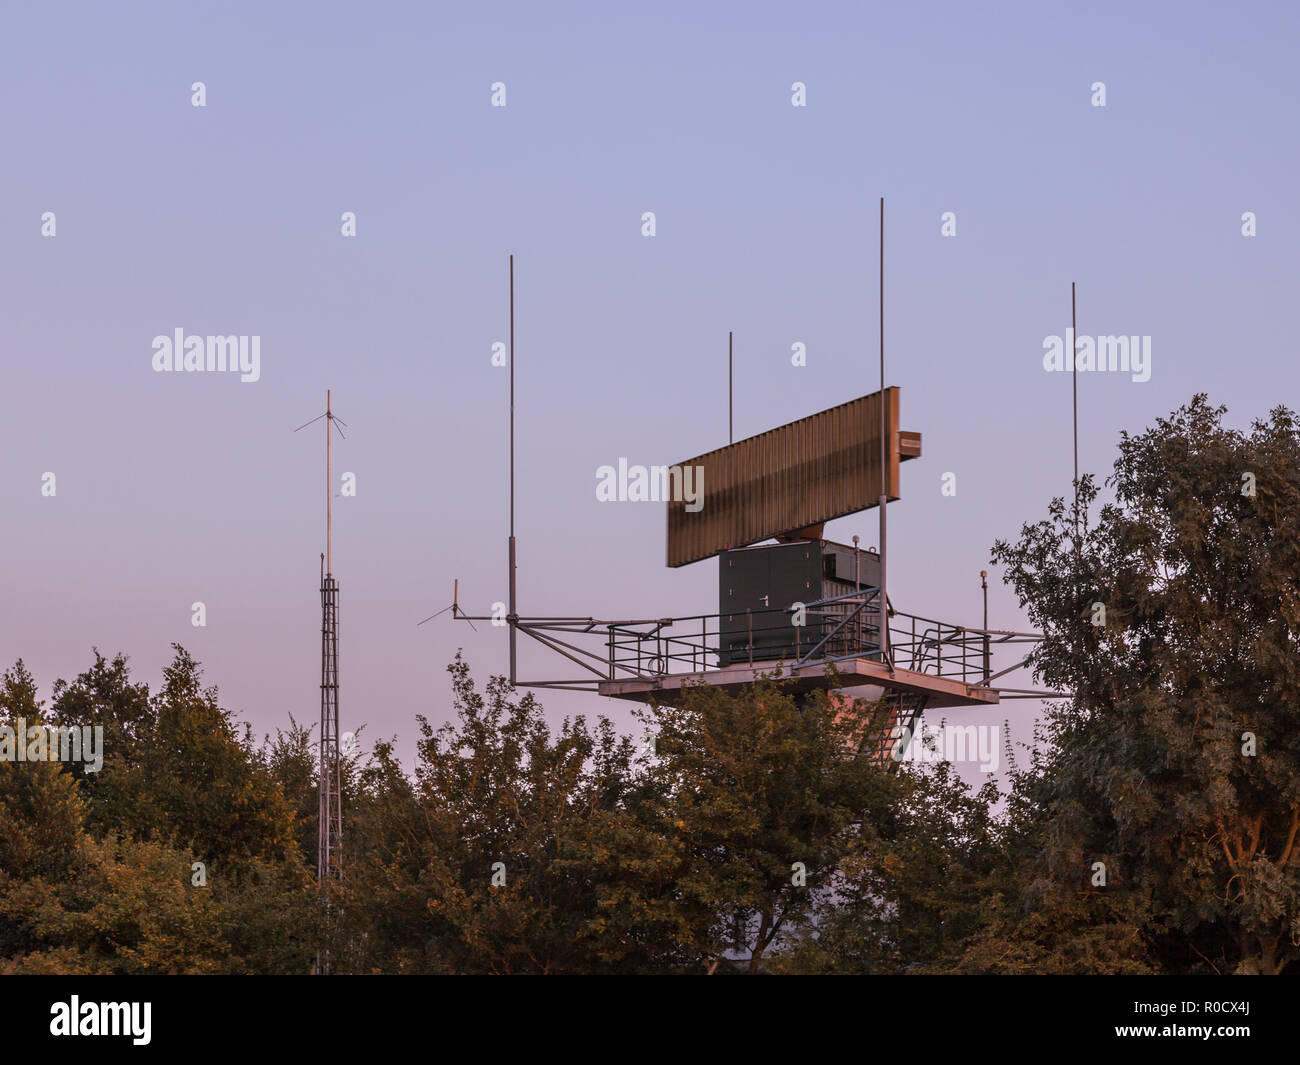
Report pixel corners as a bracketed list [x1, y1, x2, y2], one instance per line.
[4, 395, 1299, 974]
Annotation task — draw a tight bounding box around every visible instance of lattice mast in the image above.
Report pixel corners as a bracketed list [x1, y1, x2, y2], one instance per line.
[295, 391, 346, 914]
[318, 390, 342, 887]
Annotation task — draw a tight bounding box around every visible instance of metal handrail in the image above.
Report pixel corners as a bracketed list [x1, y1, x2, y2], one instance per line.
[478, 586, 1041, 695]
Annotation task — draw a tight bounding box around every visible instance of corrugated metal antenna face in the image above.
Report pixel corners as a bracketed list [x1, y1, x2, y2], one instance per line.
[665, 387, 920, 568]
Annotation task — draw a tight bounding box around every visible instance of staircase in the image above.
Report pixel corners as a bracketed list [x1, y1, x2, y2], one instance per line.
[859, 689, 929, 769]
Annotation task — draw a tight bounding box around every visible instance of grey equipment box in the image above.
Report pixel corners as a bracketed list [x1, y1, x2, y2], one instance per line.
[718, 540, 883, 667]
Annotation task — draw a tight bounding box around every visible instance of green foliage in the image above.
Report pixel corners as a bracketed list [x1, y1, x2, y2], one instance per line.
[335, 655, 677, 973]
[637, 677, 897, 972]
[983, 395, 1300, 974]
[0, 662, 87, 884]
[9, 397, 1299, 974]
[778, 760, 1002, 974]
[0, 833, 315, 974]
[1, 652, 315, 974]
[49, 646, 300, 870]
[261, 715, 319, 868]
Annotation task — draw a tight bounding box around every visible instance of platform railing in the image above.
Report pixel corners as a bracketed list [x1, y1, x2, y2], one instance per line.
[489, 584, 1044, 694]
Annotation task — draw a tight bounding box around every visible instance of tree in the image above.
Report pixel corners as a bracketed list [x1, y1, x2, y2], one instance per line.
[778, 759, 1003, 974]
[49, 645, 300, 871]
[335, 654, 680, 974]
[637, 675, 898, 972]
[0, 660, 89, 966]
[952, 721, 1156, 975]
[261, 715, 321, 869]
[47, 650, 152, 839]
[1, 657, 316, 974]
[985, 396, 1300, 974]
[0, 832, 317, 975]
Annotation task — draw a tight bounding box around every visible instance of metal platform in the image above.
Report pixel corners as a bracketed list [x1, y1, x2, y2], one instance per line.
[596, 655, 1000, 708]
[451, 583, 1056, 710]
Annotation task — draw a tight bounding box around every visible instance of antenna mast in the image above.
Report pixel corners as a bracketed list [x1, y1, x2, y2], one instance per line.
[878, 197, 890, 669]
[508, 255, 518, 684]
[295, 391, 346, 972]
[729, 330, 734, 444]
[1071, 282, 1080, 546]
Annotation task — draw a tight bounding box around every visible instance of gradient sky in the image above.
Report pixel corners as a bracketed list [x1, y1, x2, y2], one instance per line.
[2, 1, 1297, 781]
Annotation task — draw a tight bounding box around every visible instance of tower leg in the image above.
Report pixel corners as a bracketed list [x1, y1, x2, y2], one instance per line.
[318, 573, 342, 971]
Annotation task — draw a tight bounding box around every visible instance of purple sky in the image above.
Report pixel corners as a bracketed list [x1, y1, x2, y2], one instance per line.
[3, 1, 1297, 781]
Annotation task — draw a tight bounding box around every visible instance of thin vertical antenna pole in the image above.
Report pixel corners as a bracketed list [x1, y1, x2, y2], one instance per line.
[326, 389, 332, 575]
[509, 257, 515, 539]
[1071, 282, 1079, 545]
[728, 331, 734, 444]
[981, 569, 990, 682]
[508, 255, 517, 684]
[853, 535, 862, 651]
[878, 197, 889, 668]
